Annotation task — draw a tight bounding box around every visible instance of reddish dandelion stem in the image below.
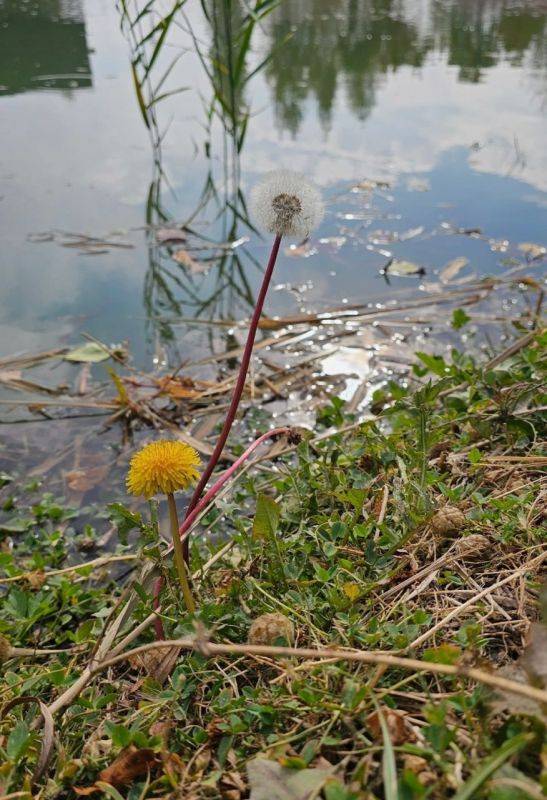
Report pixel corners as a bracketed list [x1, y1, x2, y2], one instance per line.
[181, 234, 282, 562]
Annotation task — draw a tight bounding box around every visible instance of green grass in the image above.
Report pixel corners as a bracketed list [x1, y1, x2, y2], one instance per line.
[0, 331, 545, 798]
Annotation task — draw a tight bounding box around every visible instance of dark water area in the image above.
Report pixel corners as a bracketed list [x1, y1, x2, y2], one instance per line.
[0, 0, 545, 507]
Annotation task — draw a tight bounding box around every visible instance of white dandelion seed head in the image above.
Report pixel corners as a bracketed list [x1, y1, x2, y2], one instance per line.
[250, 169, 324, 239]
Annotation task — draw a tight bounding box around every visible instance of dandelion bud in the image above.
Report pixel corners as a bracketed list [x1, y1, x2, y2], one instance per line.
[251, 170, 324, 238]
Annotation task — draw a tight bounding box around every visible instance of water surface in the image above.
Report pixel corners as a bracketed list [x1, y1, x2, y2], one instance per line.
[0, 0, 545, 483]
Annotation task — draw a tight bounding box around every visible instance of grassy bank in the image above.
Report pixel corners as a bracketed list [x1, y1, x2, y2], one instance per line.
[1, 329, 545, 799]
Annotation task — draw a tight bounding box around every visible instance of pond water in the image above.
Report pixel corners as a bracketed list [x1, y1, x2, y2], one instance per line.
[1, 0, 545, 363]
[0, 0, 546, 505]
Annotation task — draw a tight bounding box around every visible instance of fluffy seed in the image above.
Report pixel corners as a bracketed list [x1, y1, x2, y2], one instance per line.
[250, 170, 324, 238]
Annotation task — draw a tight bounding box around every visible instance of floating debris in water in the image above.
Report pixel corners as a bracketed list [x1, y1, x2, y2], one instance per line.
[382, 258, 426, 277]
[27, 230, 134, 254]
[400, 225, 425, 241]
[351, 178, 391, 193]
[230, 236, 250, 249]
[440, 257, 468, 284]
[155, 227, 187, 244]
[518, 242, 546, 262]
[171, 248, 210, 274]
[406, 177, 430, 192]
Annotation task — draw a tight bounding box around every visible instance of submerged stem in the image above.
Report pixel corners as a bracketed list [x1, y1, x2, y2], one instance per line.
[167, 493, 195, 614]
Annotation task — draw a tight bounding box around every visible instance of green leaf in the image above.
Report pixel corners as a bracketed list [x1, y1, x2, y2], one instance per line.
[108, 503, 142, 544]
[252, 494, 280, 540]
[423, 644, 461, 665]
[468, 448, 482, 465]
[0, 517, 33, 533]
[104, 721, 132, 748]
[7, 720, 31, 760]
[64, 342, 111, 363]
[452, 733, 531, 800]
[416, 352, 449, 377]
[452, 308, 471, 329]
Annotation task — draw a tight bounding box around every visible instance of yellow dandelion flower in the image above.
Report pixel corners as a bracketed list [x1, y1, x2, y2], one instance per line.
[127, 440, 201, 498]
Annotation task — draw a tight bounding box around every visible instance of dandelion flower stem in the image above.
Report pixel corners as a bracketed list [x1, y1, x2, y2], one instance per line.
[167, 493, 195, 614]
[181, 234, 282, 562]
[153, 426, 291, 639]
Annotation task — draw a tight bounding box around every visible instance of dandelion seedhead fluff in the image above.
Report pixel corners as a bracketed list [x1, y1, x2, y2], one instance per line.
[251, 170, 324, 238]
[127, 440, 201, 498]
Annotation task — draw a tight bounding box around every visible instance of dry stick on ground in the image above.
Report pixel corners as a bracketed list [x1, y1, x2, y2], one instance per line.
[91, 636, 547, 707]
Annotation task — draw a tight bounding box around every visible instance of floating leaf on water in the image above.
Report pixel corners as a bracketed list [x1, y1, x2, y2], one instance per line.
[518, 242, 546, 261]
[171, 248, 209, 273]
[383, 258, 425, 277]
[247, 758, 333, 800]
[155, 227, 187, 244]
[440, 256, 469, 284]
[399, 225, 424, 241]
[64, 342, 111, 363]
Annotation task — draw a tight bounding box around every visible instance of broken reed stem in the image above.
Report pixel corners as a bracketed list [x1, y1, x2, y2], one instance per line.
[181, 234, 282, 563]
[153, 427, 290, 638]
[94, 637, 547, 707]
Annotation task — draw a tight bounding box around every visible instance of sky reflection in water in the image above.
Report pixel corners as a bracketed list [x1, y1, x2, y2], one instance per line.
[0, 0, 545, 365]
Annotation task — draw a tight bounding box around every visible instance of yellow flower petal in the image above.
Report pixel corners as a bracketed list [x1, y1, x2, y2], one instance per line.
[126, 440, 201, 498]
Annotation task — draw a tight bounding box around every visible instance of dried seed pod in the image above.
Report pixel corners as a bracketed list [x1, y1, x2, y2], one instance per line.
[430, 505, 467, 535]
[248, 613, 294, 646]
[453, 533, 490, 558]
[0, 635, 12, 664]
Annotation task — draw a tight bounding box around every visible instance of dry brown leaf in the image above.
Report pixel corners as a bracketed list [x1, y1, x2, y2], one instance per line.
[366, 707, 412, 745]
[25, 570, 47, 590]
[98, 745, 160, 786]
[172, 248, 209, 273]
[128, 644, 180, 682]
[156, 375, 201, 400]
[403, 755, 436, 786]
